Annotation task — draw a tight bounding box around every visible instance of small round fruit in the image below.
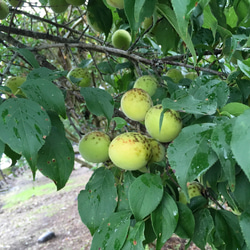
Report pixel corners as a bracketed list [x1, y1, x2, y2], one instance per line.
[121, 88, 153, 121]
[67, 67, 92, 87]
[78, 131, 111, 163]
[65, 0, 85, 6]
[106, 0, 124, 9]
[5, 76, 26, 95]
[8, 0, 23, 7]
[166, 68, 183, 83]
[141, 17, 153, 30]
[108, 132, 152, 171]
[178, 189, 188, 204]
[86, 11, 103, 33]
[187, 181, 202, 199]
[49, 0, 69, 13]
[221, 102, 250, 117]
[185, 72, 198, 80]
[145, 104, 182, 143]
[112, 29, 131, 50]
[133, 75, 158, 96]
[0, 1, 9, 20]
[148, 138, 165, 163]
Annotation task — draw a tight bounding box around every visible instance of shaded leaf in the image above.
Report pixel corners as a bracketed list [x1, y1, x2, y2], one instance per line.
[239, 209, 250, 250]
[12, 48, 40, 68]
[27, 67, 67, 81]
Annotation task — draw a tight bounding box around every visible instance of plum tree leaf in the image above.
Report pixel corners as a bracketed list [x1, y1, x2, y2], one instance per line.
[21, 79, 66, 118]
[239, 209, 250, 250]
[27, 67, 67, 81]
[81, 87, 114, 124]
[78, 167, 117, 235]
[167, 123, 217, 196]
[37, 112, 74, 190]
[231, 109, 250, 181]
[128, 173, 163, 221]
[0, 98, 51, 177]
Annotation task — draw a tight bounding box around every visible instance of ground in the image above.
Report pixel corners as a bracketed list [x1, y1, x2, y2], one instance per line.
[0, 165, 206, 250]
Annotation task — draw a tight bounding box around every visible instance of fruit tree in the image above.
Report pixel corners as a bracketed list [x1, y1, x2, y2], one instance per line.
[1, 0, 250, 249]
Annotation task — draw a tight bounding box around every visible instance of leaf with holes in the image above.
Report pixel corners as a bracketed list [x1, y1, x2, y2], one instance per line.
[0, 98, 51, 177]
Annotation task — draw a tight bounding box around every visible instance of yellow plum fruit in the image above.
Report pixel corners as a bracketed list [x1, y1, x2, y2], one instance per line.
[148, 138, 165, 163]
[133, 75, 158, 96]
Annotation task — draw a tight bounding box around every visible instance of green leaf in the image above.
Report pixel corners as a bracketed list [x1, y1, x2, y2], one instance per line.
[87, 0, 113, 37]
[151, 192, 179, 250]
[78, 167, 118, 235]
[202, 4, 218, 39]
[81, 87, 114, 124]
[239, 209, 250, 250]
[0, 140, 4, 158]
[27, 67, 67, 81]
[167, 123, 217, 195]
[238, 58, 250, 78]
[212, 209, 244, 250]
[231, 109, 250, 181]
[122, 221, 145, 250]
[211, 118, 236, 190]
[124, 0, 157, 32]
[112, 117, 127, 130]
[90, 210, 131, 250]
[37, 113, 74, 190]
[21, 79, 66, 118]
[0, 98, 51, 177]
[4, 144, 21, 166]
[157, 3, 197, 64]
[192, 208, 214, 249]
[11, 48, 40, 68]
[128, 173, 164, 221]
[175, 202, 195, 239]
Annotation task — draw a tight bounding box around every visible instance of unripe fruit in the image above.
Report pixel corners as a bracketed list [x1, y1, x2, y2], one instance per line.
[112, 29, 131, 50]
[49, 0, 69, 13]
[8, 0, 23, 7]
[187, 181, 202, 199]
[67, 68, 92, 87]
[185, 72, 198, 80]
[0, 1, 9, 20]
[148, 138, 165, 163]
[108, 132, 152, 171]
[178, 189, 188, 204]
[5, 76, 26, 95]
[141, 17, 153, 30]
[78, 131, 111, 163]
[106, 0, 124, 9]
[86, 11, 103, 33]
[145, 104, 182, 143]
[166, 68, 183, 83]
[121, 88, 153, 121]
[65, 0, 85, 6]
[133, 75, 158, 96]
[220, 102, 250, 117]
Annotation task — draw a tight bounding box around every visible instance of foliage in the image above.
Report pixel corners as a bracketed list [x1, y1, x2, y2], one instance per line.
[1, 0, 250, 249]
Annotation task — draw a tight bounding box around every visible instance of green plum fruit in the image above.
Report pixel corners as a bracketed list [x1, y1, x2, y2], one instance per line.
[106, 0, 124, 9]
[148, 138, 165, 163]
[166, 68, 183, 83]
[133, 75, 158, 96]
[5, 76, 26, 96]
[220, 102, 250, 117]
[67, 67, 92, 87]
[78, 131, 111, 163]
[145, 104, 182, 143]
[108, 132, 152, 171]
[49, 0, 69, 13]
[112, 29, 131, 50]
[141, 16, 153, 30]
[8, 0, 23, 7]
[187, 181, 202, 199]
[185, 72, 198, 80]
[178, 189, 188, 204]
[0, 1, 9, 19]
[86, 11, 103, 33]
[65, 0, 85, 6]
[121, 88, 153, 121]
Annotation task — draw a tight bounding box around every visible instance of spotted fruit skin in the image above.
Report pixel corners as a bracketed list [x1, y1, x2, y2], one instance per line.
[148, 138, 165, 163]
[78, 131, 111, 163]
[121, 88, 153, 121]
[106, 0, 124, 9]
[166, 68, 183, 83]
[133, 75, 158, 97]
[187, 181, 202, 199]
[145, 104, 182, 143]
[108, 132, 152, 171]
[67, 68, 92, 87]
[112, 29, 131, 50]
